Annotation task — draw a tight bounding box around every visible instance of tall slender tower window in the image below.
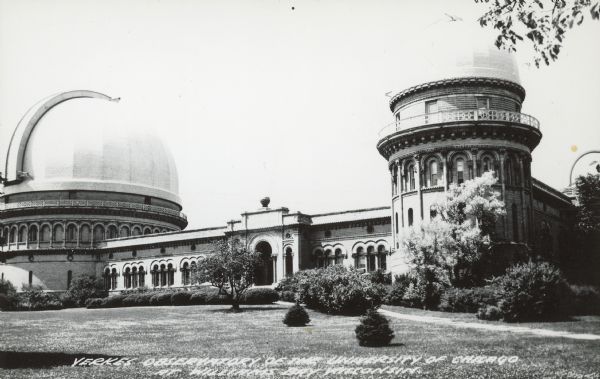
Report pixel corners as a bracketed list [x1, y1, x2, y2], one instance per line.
[456, 158, 465, 184]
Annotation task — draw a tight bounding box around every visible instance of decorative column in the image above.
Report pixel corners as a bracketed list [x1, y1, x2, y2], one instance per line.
[442, 152, 448, 190]
[498, 150, 507, 239]
[415, 154, 423, 221]
[471, 149, 478, 178]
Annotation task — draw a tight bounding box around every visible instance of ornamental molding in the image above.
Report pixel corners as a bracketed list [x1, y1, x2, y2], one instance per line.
[389, 77, 526, 111]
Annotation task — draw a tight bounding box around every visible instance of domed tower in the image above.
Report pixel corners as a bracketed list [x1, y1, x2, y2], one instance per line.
[377, 22, 541, 273]
[0, 91, 186, 289]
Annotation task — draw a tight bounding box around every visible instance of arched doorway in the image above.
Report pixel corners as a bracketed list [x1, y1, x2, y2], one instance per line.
[254, 241, 274, 285]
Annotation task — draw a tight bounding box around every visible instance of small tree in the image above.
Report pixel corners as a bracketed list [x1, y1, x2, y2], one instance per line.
[192, 239, 260, 312]
[355, 308, 395, 347]
[402, 172, 506, 308]
[283, 304, 310, 327]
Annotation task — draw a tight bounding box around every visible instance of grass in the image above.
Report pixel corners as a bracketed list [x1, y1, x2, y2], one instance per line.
[0, 304, 599, 378]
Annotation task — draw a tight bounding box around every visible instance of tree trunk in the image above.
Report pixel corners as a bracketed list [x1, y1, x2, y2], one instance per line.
[230, 302, 241, 312]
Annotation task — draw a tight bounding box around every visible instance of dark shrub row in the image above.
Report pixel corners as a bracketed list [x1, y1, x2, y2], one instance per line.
[86, 287, 279, 309]
[276, 265, 386, 315]
[438, 286, 497, 313]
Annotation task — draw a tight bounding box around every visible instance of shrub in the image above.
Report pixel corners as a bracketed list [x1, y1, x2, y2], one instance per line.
[150, 293, 172, 306]
[279, 291, 296, 303]
[17, 286, 64, 311]
[400, 282, 425, 309]
[438, 287, 498, 313]
[103, 295, 125, 308]
[0, 278, 16, 296]
[0, 293, 12, 310]
[122, 295, 141, 307]
[385, 274, 412, 306]
[63, 275, 107, 307]
[492, 261, 570, 322]
[283, 304, 310, 326]
[477, 305, 503, 321]
[171, 291, 192, 306]
[368, 269, 392, 285]
[189, 291, 207, 305]
[291, 265, 387, 315]
[242, 288, 279, 305]
[568, 285, 600, 315]
[135, 293, 154, 306]
[59, 293, 77, 308]
[355, 308, 395, 347]
[85, 298, 105, 309]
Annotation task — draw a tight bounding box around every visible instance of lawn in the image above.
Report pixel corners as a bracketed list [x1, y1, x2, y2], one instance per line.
[1, 304, 599, 378]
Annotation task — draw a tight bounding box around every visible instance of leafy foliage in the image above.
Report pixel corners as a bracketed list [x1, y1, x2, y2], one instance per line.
[192, 239, 260, 311]
[241, 288, 279, 305]
[439, 286, 498, 313]
[62, 275, 107, 307]
[0, 278, 16, 296]
[16, 286, 63, 311]
[402, 172, 505, 309]
[281, 265, 387, 315]
[355, 308, 395, 347]
[477, 305, 503, 320]
[492, 261, 570, 322]
[283, 304, 311, 326]
[368, 269, 392, 285]
[384, 274, 413, 306]
[477, 0, 600, 66]
[568, 284, 600, 315]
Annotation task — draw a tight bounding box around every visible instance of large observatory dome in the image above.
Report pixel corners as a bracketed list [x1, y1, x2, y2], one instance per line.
[3, 91, 181, 206]
[399, 20, 521, 91]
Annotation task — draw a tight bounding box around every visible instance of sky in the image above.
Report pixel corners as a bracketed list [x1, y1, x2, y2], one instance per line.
[1, 0, 599, 229]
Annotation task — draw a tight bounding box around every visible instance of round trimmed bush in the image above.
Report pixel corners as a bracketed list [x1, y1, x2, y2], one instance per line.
[493, 261, 570, 322]
[242, 288, 279, 305]
[477, 305, 503, 321]
[171, 291, 192, 306]
[283, 304, 310, 326]
[355, 308, 394, 347]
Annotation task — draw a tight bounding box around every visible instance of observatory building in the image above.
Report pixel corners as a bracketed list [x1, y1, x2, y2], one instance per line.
[0, 23, 574, 292]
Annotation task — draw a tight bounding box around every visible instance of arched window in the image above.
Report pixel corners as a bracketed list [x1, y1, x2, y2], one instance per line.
[93, 225, 105, 242]
[107, 225, 118, 239]
[481, 156, 494, 175]
[66, 224, 77, 242]
[124, 267, 132, 289]
[159, 264, 167, 287]
[427, 159, 439, 187]
[167, 263, 174, 286]
[139, 267, 145, 287]
[366, 246, 376, 272]
[512, 203, 520, 242]
[152, 264, 160, 287]
[18, 226, 27, 243]
[143, 227, 152, 235]
[80, 225, 91, 244]
[354, 247, 364, 269]
[181, 262, 190, 285]
[285, 247, 294, 276]
[40, 225, 51, 243]
[325, 249, 333, 267]
[377, 245, 387, 271]
[132, 227, 142, 236]
[408, 208, 414, 227]
[408, 163, 416, 190]
[132, 267, 138, 288]
[103, 268, 110, 291]
[54, 224, 64, 243]
[110, 268, 118, 290]
[456, 158, 465, 184]
[9, 227, 16, 243]
[334, 248, 344, 265]
[28, 225, 38, 243]
[67, 270, 72, 289]
[119, 226, 130, 238]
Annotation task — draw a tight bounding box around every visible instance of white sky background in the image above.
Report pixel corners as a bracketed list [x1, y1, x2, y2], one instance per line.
[0, 0, 599, 229]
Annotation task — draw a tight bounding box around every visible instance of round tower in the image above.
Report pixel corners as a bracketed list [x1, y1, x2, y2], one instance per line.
[377, 22, 542, 273]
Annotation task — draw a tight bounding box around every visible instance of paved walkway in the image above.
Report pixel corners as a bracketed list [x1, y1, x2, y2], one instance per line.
[378, 309, 600, 341]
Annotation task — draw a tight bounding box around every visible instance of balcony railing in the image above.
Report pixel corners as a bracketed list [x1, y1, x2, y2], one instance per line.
[0, 199, 187, 221]
[378, 109, 540, 139]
